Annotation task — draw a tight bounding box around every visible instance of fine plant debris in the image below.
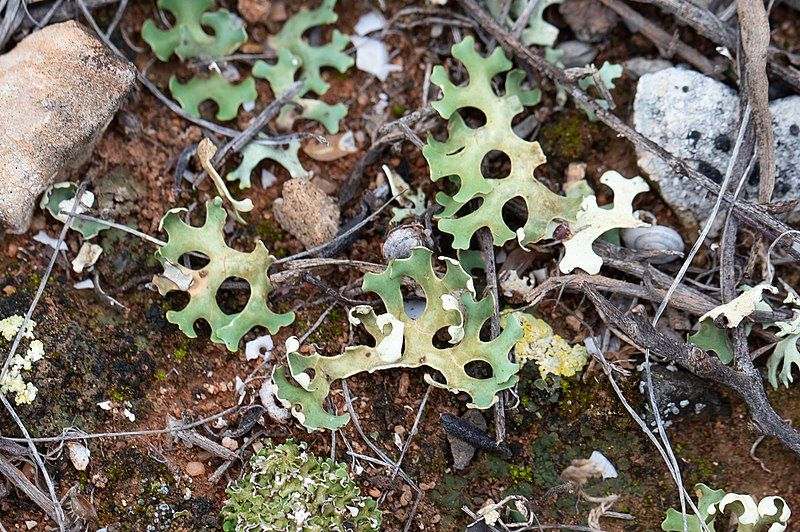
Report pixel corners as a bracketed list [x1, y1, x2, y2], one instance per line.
[1, 0, 800, 530]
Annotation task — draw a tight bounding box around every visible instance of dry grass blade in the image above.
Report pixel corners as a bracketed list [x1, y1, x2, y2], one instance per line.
[0, 455, 57, 520]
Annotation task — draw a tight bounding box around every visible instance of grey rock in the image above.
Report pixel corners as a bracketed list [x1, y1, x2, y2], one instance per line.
[0, 21, 136, 234]
[633, 68, 800, 230]
[640, 364, 727, 427]
[273, 178, 341, 250]
[559, 0, 619, 43]
[769, 96, 800, 203]
[446, 409, 486, 470]
[633, 68, 738, 230]
[623, 57, 673, 79]
[555, 40, 597, 68]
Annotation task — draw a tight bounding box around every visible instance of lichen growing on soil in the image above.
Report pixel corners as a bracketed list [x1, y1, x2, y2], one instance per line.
[2, 1, 800, 531]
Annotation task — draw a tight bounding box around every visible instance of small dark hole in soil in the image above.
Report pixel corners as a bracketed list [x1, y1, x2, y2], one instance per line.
[501, 197, 527, 235]
[166, 291, 190, 312]
[479, 321, 493, 342]
[433, 326, 456, 349]
[193, 318, 213, 341]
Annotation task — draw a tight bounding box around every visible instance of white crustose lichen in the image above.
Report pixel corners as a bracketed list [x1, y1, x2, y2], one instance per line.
[0, 315, 44, 405]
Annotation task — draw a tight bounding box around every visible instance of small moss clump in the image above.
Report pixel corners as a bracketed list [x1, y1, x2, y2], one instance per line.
[221, 440, 381, 531]
[538, 112, 599, 159]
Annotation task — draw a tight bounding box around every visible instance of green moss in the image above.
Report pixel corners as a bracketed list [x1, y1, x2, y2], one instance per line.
[173, 337, 190, 361]
[109, 384, 133, 403]
[538, 112, 599, 160]
[308, 307, 346, 344]
[254, 220, 287, 243]
[508, 464, 535, 483]
[392, 103, 406, 118]
[107, 461, 135, 482]
[155, 369, 167, 381]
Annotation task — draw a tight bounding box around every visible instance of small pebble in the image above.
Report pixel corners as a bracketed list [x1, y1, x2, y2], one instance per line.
[221, 437, 239, 451]
[368, 488, 381, 498]
[185, 461, 205, 477]
[273, 179, 340, 250]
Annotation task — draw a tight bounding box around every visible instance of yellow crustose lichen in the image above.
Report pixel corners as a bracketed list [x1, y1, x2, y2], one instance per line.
[515, 312, 589, 378]
[0, 315, 44, 405]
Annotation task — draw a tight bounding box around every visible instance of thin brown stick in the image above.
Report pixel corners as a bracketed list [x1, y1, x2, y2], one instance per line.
[478, 229, 506, 442]
[598, 0, 720, 76]
[1, 405, 241, 444]
[632, 0, 800, 92]
[0, 455, 57, 521]
[191, 80, 307, 187]
[17, 0, 116, 32]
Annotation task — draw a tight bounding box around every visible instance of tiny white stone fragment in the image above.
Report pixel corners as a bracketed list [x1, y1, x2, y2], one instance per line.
[72, 242, 103, 273]
[67, 442, 91, 471]
[33, 231, 67, 251]
[261, 169, 278, 189]
[351, 36, 402, 82]
[588, 450, 618, 479]
[355, 11, 386, 35]
[221, 436, 239, 451]
[74, 279, 95, 290]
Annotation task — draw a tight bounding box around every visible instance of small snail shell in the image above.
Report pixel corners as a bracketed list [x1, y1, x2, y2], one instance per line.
[621, 224, 684, 264]
[382, 224, 433, 262]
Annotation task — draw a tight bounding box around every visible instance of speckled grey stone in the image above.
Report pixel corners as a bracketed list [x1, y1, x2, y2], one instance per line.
[633, 68, 800, 229]
[769, 96, 800, 202]
[640, 364, 726, 427]
[633, 68, 739, 230]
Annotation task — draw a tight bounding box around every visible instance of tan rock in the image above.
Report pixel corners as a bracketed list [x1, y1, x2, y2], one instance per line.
[185, 461, 205, 477]
[221, 436, 239, 451]
[237, 0, 270, 24]
[273, 179, 340, 250]
[0, 21, 136, 233]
